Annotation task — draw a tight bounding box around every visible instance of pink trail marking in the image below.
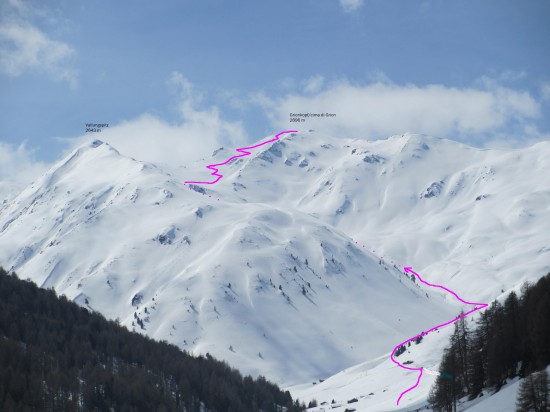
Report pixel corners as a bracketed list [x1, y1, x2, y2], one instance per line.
[184, 130, 299, 186]
[391, 267, 487, 405]
[184, 132, 488, 406]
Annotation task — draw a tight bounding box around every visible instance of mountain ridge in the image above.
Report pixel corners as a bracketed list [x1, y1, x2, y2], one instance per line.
[1, 131, 548, 410]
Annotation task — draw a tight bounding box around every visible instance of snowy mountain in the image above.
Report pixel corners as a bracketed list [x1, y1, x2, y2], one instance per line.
[221, 131, 550, 304]
[1, 131, 548, 410]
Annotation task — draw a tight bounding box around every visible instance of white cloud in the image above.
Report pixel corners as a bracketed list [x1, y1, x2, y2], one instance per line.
[0, 1, 77, 87]
[0, 141, 48, 201]
[257, 78, 541, 140]
[339, 0, 365, 12]
[69, 72, 247, 169]
[5, 68, 240, 196]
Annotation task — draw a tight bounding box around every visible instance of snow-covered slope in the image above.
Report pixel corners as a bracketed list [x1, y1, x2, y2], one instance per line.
[0, 137, 454, 386]
[1, 131, 548, 410]
[220, 131, 550, 303]
[294, 361, 549, 412]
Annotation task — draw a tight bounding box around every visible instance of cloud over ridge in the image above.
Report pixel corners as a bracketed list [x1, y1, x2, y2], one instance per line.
[258, 77, 541, 141]
[0, 0, 77, 87]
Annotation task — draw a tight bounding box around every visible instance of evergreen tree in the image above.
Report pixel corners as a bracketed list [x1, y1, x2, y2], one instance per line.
[428, 348, 460, 412]
[430, 272, 550, 406]
[451, 315, 470, 394]
[467, 327, 486, 400]
[516, 369, 549, 412]
[0, 268, 307, 412]
[502, 291, 521, 378]
[395, 345, 406, 357]
[486, 300, 507, 389]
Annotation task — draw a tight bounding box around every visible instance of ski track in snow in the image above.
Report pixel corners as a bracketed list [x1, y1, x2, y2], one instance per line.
[183, 130, 489, 406]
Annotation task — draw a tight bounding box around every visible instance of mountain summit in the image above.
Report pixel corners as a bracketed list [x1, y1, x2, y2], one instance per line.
[1, 131, 548, 407]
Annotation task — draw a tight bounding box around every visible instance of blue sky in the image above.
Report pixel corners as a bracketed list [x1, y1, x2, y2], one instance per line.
[0, 0, 549, 186]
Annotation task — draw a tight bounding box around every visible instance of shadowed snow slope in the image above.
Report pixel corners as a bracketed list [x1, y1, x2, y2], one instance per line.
[1, 132, 548, 410]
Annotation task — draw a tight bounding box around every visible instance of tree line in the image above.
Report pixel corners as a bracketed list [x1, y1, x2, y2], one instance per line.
[429, 272, 550, 411]
[0, 268, 307, 412]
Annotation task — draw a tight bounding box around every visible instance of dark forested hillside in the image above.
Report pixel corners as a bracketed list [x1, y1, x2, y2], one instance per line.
[0, 268, 306, 412]
[428, 272, 550, 412]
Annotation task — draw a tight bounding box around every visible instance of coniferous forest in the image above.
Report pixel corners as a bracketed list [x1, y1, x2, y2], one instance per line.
[429, 272, 550, 412]
[0, 268, 307, 412]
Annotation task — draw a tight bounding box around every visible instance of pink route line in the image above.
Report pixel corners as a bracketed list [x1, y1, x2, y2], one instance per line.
[184, 130, 298, 185]
[391, 267, 488, 405]
[353, 239, 488, 405]
[183, 130, 488, 407]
